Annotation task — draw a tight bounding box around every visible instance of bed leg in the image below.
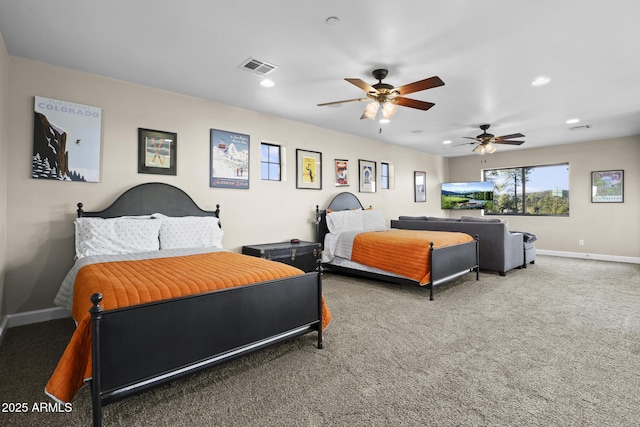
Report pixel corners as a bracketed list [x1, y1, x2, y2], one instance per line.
[316, 260, 324, 349]
[90, 293, 104, 427]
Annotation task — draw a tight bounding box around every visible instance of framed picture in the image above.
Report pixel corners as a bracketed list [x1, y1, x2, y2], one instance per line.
[335, 159, 349, 187]
[358, 159, 376, 193]
[296, 149, 322, 190]
[210, 129, 249, 189]
[414, 171, 426, 202]
[138, 128, 177, 175]
[34, 96, 102, 182]
[591, 170, 624, 203]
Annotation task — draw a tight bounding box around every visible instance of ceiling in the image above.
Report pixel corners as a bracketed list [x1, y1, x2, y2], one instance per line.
[1, 0, 640, 157]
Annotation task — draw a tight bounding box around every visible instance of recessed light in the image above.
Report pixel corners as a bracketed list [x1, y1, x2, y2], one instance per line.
[531, 76, 550, 87]
[566, 118, 580, 124]
[442, 140, 452, 145]
[260, 78, 275, 88]
[325, 16, 340, 25]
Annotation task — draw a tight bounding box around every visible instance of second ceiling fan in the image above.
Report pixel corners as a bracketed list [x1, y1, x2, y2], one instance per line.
[318, 69, 444, 121]
[461, 124, 526, 154]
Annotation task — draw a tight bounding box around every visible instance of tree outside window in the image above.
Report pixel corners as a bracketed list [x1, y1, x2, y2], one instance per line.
[483, 164, 569, 215]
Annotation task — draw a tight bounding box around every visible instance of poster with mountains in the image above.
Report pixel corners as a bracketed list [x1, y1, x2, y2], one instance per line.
[33, 96, 102, 182]
[210, 129, 249, 189]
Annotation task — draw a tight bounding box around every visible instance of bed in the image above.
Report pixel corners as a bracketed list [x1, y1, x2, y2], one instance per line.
[46, 182, 330, 427]
[316, 192, 479, 300]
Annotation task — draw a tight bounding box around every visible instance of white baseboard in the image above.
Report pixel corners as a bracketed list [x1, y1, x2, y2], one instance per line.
[0, 315, 7, 347]
[537, 249, 640, 264]
[0, 307, 71, 348]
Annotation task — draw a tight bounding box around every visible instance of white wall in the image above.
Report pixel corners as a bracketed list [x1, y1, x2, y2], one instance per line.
[448, 137, 640, 259]
[0, 32, 9, 318]
[5, 57, 448, 314]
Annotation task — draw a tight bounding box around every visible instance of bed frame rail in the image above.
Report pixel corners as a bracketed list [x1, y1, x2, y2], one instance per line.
[90, 272, 323, 427]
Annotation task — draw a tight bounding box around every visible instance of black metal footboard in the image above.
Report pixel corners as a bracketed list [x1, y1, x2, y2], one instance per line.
[89, 272, 323, 427]
[429, 236, 480, 300]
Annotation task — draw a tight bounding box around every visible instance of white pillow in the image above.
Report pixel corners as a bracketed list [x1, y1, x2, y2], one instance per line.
[326, 210, 364, 234]
[75, 217, 161, 259]
[155, 216, 224, 249]
[361, 210, 387, 231]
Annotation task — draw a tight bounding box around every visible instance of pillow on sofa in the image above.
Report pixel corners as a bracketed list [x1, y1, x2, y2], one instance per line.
[460, 216, 502, 223]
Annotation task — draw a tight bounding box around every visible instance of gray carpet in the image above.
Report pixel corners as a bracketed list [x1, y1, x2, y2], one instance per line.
[1, 256, 639, 426]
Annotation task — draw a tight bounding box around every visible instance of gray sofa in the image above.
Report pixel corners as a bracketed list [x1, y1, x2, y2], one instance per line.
[391, 216, 536, 276]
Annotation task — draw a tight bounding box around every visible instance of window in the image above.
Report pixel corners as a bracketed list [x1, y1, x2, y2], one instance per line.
[483, 163, 569, 215]
[260, 143, 281, 181]
[380, 162, 389, 189]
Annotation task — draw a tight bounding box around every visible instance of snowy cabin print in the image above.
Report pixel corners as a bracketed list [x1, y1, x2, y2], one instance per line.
[210, 129, 249, 189]
[33, 96, 102, 182]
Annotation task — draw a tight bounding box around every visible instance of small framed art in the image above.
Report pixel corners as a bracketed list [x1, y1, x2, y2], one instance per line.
[414, 171, 426, 202]
[138, 128, 177, 175]
[296, 149, 322, 190]
[335, 159, 349, 186]
[358, 159, 376, 193]
[591, 170, 624, 203]
[210, 129, 250, 189]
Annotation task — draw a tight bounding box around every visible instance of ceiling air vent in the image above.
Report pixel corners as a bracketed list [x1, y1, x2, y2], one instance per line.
[239, 57, 278, 76]
[569, 124, 591, 131]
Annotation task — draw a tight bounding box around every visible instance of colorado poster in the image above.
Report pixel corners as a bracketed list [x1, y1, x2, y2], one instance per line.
[33, 96, 102, 182]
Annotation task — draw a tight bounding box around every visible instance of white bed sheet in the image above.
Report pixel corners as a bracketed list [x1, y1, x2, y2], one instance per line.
[54, 247, 228, 314]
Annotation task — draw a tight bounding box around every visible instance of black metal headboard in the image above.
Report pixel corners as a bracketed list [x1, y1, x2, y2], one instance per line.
[77, 182, 220, 218]
[315, 192, 365, 246]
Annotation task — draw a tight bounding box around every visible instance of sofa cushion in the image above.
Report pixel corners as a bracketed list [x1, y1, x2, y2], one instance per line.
[460, 216, 502, 223]
[398, 216, 428, 221]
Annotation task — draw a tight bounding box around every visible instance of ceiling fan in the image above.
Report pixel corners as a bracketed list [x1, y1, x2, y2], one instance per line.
[460, 124, 525, 154]
[317, 69, 444, 122]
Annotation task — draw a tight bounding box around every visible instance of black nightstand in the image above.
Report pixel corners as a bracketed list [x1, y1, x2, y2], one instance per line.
[241, 241, 321, 273]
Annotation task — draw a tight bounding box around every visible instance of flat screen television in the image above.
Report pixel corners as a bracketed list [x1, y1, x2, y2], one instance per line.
[441, 181, 494, 210]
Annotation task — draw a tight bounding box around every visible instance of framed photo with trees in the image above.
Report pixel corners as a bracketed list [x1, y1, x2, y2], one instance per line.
[591, 170, 624, 203]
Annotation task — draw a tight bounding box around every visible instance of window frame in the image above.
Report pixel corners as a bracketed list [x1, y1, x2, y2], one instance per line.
[483, 162, 569, 216]
[260, 142, 281, 181]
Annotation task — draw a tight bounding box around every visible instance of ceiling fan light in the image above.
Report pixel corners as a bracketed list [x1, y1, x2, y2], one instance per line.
[474, 144, 486, 155]
[381, 102, 398, 119]
[485, 143, 496, 154]
[362, 101, 379, 120]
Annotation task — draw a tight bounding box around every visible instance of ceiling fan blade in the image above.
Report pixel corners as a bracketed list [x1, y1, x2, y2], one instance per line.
[317, 98, 368, 107]
[494, 140, 525, 145]
[463, 136, 479, 141]
[395, 76, 445, 96]
[495, 133, 525, 141]
[345, 78, 376, 93]
[391, 97, 435, 110]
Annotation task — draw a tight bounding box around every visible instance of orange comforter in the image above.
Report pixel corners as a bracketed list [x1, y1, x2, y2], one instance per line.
[46, 251, 331, 403]
[351, 229, 474, 285]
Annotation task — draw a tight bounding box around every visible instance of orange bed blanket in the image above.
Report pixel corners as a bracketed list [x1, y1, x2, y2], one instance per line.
[46, 251, 331, 403]
[351, 229, 475, 285]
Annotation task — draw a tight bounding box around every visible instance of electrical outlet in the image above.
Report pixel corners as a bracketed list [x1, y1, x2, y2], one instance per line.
[579, 239, 585, 246]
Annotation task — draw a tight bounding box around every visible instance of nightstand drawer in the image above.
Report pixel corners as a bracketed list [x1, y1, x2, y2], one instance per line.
[241, 241, 321, 273]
